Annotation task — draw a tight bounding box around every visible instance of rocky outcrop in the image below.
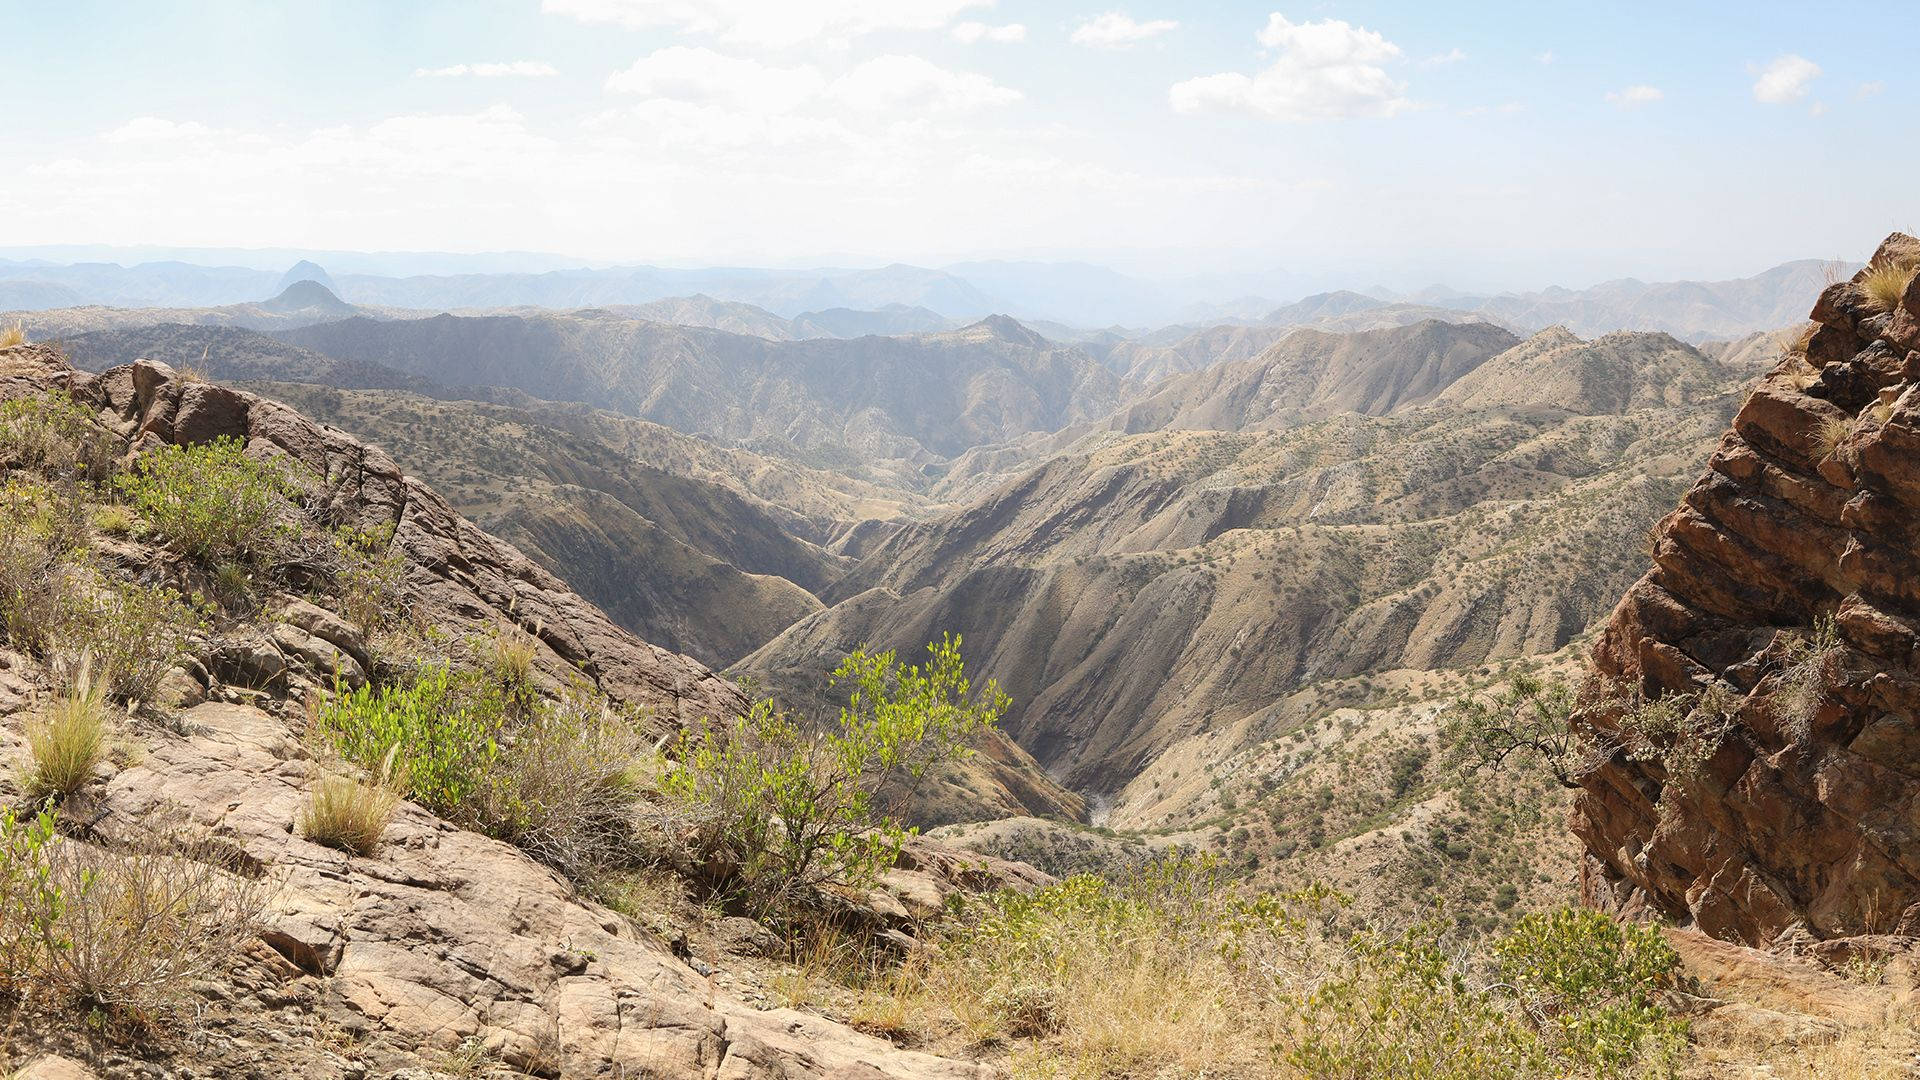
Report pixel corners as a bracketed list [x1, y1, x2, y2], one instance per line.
[0, 345, 741, 721]
[1574, 234, 1920, 945]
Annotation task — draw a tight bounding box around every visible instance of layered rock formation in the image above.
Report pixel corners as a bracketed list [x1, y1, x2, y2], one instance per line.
[1576, 234, 1920, 945]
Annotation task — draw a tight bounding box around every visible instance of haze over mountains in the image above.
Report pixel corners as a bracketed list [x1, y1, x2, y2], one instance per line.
[1, 247, 1853, 342]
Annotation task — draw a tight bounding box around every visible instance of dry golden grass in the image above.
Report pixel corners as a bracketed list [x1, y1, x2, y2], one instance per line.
[25, 662, 110, 799]
[1776, 322, 1815, 359]
[490, 623, 539, 689]
[1858, 260, 1918, 313]
[300, 771, 401, 856]
[0, 321, 25, 348]
[1810, 413, 1855, 458]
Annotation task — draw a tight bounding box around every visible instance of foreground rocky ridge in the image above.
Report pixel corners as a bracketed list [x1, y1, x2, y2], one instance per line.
[1576, 233, 1920, 945]
[0, 343, 1032, 1079]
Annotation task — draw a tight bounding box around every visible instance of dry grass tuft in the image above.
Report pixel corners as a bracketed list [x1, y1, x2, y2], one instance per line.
[301, 767, 402, 856]
[490, 622, 540, 690]
[0, 321, 25, 349]
[1858, 260, 1918, 313]
[25, 659, 111, 799]
[1810, 413, 1855, 459]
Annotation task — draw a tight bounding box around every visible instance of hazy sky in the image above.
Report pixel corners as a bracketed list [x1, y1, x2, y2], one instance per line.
[2, 1, 1910, 288]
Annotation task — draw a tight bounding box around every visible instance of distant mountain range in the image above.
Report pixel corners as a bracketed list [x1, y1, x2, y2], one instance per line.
[0, 250, 1856, 341]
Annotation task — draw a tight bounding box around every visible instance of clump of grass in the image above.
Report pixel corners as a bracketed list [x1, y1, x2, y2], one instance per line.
[1810, 413, 1855, 458]
[25, 659, 111, 799]
[490, 622, 540, 692]
[0, 321, 25, 349]
[301, 764, 402, 857]
[1858, 259, 1918, 313]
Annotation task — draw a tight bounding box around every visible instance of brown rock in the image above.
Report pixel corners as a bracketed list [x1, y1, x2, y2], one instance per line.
[1574, 233, 1920, 945]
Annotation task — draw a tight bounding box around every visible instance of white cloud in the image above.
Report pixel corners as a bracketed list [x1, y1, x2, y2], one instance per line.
[1605, 85, 1663, 108]
[1751, 54, 1819, 104]
[604, 48, 1018, 117]
[605, 47, 825, 112]
[828, 54, 1022, 112]
[1857, 81, 1885, 100]
[952, 21, 1025, 44]
[1071, 12, 1179, 49]
[104, 117, 216, 142]
[1537, 50, 1554, 65]
[1170, 14, 1408, 121]
[1422, 48, 1466, 66]
[541, 0, 989, 48]
[414, 61, 558, 78]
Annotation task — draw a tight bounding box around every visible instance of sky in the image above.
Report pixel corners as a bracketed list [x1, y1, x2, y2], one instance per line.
[0, 1, 1911, 290]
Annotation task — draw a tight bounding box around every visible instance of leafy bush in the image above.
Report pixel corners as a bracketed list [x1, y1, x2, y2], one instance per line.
[0, 806, 63, 1000]
[315, 665, 504, 815]
[314, 664, 650, 880]
[664, 634, 1006, 911]
[25, 661, 111, 799]
[332, 524, 411, 636]
[0, 391, 116, 481]
[1495, 908, 1686, 1076]
[118, 437, 302, 567]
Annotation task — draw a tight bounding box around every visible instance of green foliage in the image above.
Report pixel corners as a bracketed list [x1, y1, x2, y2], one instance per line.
[316, 665, 504, 816]
[665, 634, 1005, 911]
[117, 436, 302, 566]
[331, 522, 410, 636]
[1444, 673, 1598, 790]
[1495, 908, 1687, 1076]
[0, 391, 116, 481]
[313, 663, 651, 880]
[0, 806, 64, 1000]
[1292, 919, 1550, 1080]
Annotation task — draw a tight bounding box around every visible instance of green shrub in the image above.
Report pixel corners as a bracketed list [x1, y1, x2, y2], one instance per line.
[0, 806, 63, 999]
[314, 665, 650, 881]
[1494, 908, 1687, 1076]
[332, 524, 410, 636]
[0, 391, 116, 482]
[315, 665, 504, 815]
[664, 634, 1006, 911]
[118, 437, 302, 567]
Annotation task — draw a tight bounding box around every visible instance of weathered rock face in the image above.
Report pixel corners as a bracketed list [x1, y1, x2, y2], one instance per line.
[1574, 234, 1920, 945]
[0, 345, 743, 722]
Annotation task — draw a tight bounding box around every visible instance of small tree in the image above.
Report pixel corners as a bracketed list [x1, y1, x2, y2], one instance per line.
[1443, 673, 1604, 790]
[666, 634, 1007, 912]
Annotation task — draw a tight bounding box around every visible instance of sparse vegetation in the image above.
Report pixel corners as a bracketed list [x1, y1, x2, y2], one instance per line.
[1445, 672, 1605, 789]
[117, 436, 302, 567]
[301, 763, 402, 856]
[665, 634, 1005, 912]
[1858, 259, 1918, 313]
[0, 809, 264, 1020]
[886, 857, 1684, 1079]
[24, 660, 111, 799]
[0, 321, 24, 348]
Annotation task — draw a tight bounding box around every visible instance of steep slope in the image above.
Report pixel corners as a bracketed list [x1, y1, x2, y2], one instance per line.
[1574, 233, 1920, 945]
[1113, 320, 1521, 433]
[250, 383, 849, 666]
[0, 342, 1026, 1078]
[1434, 327, 1729, 414]
[280, 311, 1127, 479]
[745, 366, 1742, 794]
